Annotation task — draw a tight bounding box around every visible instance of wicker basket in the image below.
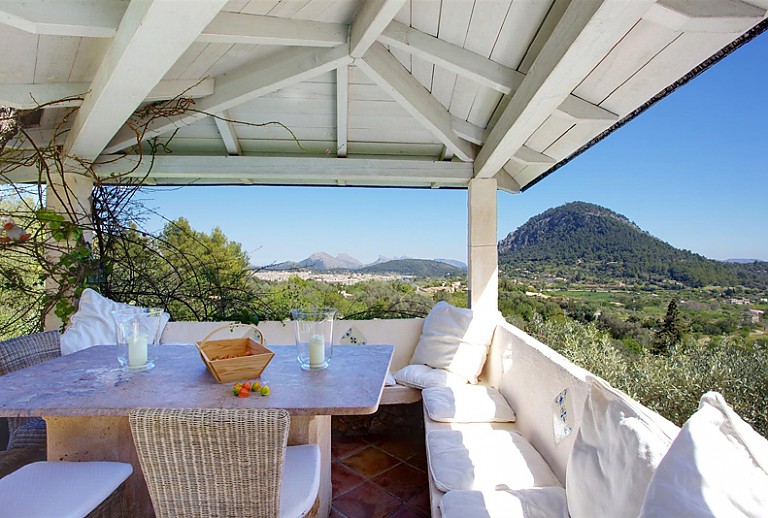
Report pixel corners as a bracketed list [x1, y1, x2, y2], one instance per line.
[196, 324, 273, 383]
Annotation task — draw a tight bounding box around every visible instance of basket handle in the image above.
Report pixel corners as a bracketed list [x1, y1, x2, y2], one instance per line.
[199, 323, 264, 347]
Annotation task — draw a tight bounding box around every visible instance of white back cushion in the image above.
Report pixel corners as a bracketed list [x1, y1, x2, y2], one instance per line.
[409, 301, 496, 383]
[566, 375, 676, 518]
[639, 391, 768, 518]
[61, 289, 168, 355]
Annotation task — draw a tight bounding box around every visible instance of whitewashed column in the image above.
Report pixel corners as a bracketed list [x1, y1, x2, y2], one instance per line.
[467, 178, 498, 313]
[44, 171, 94, 330]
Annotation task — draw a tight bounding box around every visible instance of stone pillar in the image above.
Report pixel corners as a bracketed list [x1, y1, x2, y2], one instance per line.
[44, 171, 94, 330]
[467, 178, 498, 313]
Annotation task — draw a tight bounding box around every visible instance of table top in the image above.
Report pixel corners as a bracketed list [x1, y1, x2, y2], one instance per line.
[0, 344, 393, 417]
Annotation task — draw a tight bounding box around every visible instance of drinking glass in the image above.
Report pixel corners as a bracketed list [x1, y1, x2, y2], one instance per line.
[111, 308, 163, 371]
[290, 307, 337, 370]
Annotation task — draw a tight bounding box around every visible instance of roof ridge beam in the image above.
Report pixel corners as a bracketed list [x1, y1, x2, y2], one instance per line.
[104, 44, 352, 154]
[378, 20, 524, 95]
[0, 79, 215, 110]
[64, 0, 227, 161]
[474, 0, 653, 179]
[350, 0, 408, 58]
[356, 43, 475, 162]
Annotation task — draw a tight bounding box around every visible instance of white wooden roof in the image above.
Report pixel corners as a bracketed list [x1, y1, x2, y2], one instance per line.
[2, 0, 766, 192]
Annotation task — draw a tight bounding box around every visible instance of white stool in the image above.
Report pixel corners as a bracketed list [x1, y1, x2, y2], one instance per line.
[280, 444, 321, 518]
[0, 461, 133, 518]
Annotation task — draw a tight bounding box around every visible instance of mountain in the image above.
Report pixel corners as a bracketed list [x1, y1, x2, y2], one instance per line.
[435, 258, 468, 270]
[359, 259, 464, 277]
[498, 201, 768, 288]
[297, 252, 363, 270]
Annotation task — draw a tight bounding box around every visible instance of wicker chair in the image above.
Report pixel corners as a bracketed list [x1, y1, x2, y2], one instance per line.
[129, 408, 321, 518]
[0, 330, 60, 450]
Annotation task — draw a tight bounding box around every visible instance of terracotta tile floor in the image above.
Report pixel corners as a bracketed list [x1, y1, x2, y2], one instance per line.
[331, 429, 430, 518]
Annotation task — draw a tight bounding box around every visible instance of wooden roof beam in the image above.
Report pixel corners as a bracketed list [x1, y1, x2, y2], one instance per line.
[645, 0, 765, 33]
[0, 0, 123, 38]
[378, 20, 523, 95]
[350, 0, 407, 58]
[356, 43, 475, 162]
[0, 79, 215, 110]
[213, 112, 241, 156]
[104, 44, 352, 154]
[84, 155, 474, 188]
[0, 2, 347, 47]
[336, 65, 349, 158]
[64, 0, 226, 161]
[474, 0, 653, 179]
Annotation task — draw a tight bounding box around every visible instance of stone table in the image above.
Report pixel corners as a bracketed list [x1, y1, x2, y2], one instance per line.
[0, 344, 394, 517]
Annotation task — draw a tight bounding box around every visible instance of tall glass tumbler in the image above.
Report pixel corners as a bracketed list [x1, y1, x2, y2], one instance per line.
[291, 307, 337, 370]
[111, 308, 163, 371]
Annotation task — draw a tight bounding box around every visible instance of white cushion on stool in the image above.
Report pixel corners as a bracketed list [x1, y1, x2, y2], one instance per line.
[280, 444, 321, 518]
[0, 461, 132, 518]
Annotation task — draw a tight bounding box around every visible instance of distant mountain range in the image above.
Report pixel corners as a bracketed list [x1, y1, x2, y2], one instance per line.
[498, 201, 768, 288]
[259, 252, 467, 276]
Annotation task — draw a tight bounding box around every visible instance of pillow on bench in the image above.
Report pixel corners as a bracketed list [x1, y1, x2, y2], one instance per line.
[423, 385, 516, 423]
[393, 364, 467, 390]
[408, 301, 496, 384]
[426, 429, 561, 492]
[566, 375, 676, 518]
[638, 391, 768, 517]
[61, 289, 168, 355]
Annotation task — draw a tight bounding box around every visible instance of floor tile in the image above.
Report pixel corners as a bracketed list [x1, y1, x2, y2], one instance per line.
[388, 506, 429, 518]
[330, 508, 348, 518]
[333, 434, 369, 459]
[372, 435, 423, 462]
[372, 463, 429, 501]
[333, 481, 402, 518]
[341, 446, 401, 478]
[333, 460, 366, 497]
[406, 491, 431, 516]
[405, 451, 428, 472]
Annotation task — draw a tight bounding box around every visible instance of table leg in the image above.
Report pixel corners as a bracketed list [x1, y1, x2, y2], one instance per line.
[45, 416, 153, 517]
[288, 415, 331, 518]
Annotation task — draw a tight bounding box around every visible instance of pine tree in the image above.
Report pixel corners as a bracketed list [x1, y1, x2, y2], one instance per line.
[652, 298, 684, 355]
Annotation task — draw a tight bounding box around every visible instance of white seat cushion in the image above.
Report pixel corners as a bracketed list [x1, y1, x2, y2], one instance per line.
[423, 385, 516, 423]
[280, 444, 321, 518]
[409, 301, 497, 384]
[639, 391, 768, 518]
[394, 364, 468, 390]
[61, 288, 168, 354]
[426, 429, 561, 492]
[440, 487, 569, 518]
[566, 375, 677, 518]
[0, 461, 132, 518]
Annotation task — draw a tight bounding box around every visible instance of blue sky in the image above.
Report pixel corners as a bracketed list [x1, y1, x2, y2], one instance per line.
[143, 31, 768, 266]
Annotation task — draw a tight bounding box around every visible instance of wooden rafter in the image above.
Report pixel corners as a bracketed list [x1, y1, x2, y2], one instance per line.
[356, 43, 475, 162]
[0, 2, 348, 47]
[64, 0, 226, 161]
[0, 79, 215, 110]
[213, 111, 241, 156]
[349, 0, 408, 58]
[474, 0, 654, 179]
[104, 45, 352, 154]
[336, 65, 349, 158]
